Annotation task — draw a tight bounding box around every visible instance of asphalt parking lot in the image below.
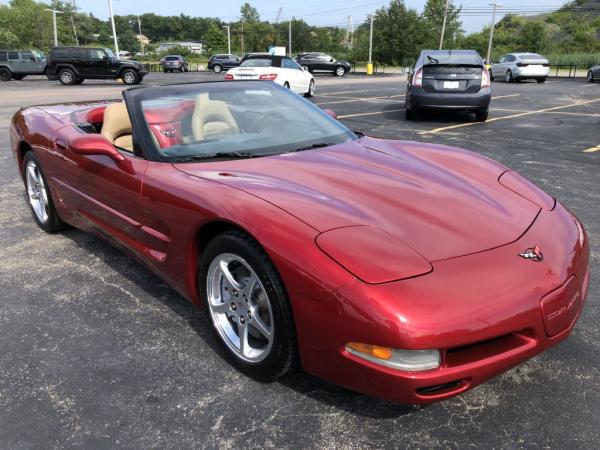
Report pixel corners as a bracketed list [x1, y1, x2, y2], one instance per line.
[0, 72, 598, 449]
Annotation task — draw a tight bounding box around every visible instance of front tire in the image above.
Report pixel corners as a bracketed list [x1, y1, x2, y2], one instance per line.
[335, 66, 346, 77]
[475, 109, 489, 122]
[213, 64, 223, 73]
[200, 231, 298, 380]
[304, 79, 315, 98]
[505, 70, 513, 83]
[587, 71, 594, 83]
[22, 152, 65, 233]
[121, 69, 139, 85]
[58, 68, 76, 85]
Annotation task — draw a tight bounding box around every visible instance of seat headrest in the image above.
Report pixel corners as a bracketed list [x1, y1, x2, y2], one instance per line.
[101, 102, 132, 149]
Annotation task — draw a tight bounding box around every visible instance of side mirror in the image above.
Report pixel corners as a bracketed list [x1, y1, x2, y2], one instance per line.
[69, 135, 126, 163]
[302, 66, 308, 71]
[323, 108, 337, 119]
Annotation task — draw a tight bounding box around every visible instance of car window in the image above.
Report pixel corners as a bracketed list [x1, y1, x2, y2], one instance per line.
[130, 82, 356, 161]
[20, 51, 34, 61]
[0, 52, 6, 62]
[8, 52, 19, 60]
[165, 56, 179, 61]
[72, 48, 87, 59]
[240, 58, 273, 67]
[52, 48, 69, 58]
[90, 49, 107, 60]
[282, 58, 301, 70]
[423, 52, 482, 66]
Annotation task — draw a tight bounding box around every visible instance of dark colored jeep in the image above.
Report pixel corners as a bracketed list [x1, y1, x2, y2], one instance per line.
[0, 50, 47, 81]
[46, 46, 147, 85]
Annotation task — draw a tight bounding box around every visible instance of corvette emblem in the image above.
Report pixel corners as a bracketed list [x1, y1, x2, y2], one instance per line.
[519, 245, 544, 262]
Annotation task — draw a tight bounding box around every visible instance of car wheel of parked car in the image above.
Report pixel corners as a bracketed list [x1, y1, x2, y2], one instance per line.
[58, 68, 76, 85]
[213, 64, 223, 73]
[505, 70, 513, 83]
[122, 70, 139, 85]
[335, 66, 346, 77]
[304, 80, 315, 98]
[45, 70, 58, 81]
[537, 77, 546, 84]
[587, 71, 594, 83]
[405, 108, 417, 121]
[475, 109, 489, 122]
[23, 152, 65, 233]
[200, 230, 298, 380]
[163, 68, 168, 73]
[0, 68, 13, 81]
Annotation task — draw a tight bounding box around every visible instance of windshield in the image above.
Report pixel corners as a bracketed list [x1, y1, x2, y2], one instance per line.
[133, 81, 356, 162]
[424, 52, 482, 66]
[105, 48, 116, 58]
[165, 56, 180, 61]
[240, 58, 273, 67]
[518, 54, 546, 61]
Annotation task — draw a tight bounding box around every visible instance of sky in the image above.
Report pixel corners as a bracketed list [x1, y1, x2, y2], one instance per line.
[43, 0, 567, 34]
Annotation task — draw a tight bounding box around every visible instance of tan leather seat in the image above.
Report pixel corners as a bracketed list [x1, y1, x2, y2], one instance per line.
[191, 93, 239, 141]
[101, 102, 133, 151]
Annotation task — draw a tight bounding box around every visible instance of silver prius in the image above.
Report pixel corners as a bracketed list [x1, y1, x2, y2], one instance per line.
[491, 53, 550, 83]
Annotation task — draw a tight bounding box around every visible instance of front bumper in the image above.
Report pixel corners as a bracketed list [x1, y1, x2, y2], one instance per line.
[296, 203, 590, 404]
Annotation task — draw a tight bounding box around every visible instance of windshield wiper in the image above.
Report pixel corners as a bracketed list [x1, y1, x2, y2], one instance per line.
[172, 151, 256, 162]
[289, 142, 335, 153]
[426, 55, 439, 64]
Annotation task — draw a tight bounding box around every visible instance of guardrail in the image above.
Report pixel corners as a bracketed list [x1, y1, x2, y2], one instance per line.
[547, 64, 593, 78]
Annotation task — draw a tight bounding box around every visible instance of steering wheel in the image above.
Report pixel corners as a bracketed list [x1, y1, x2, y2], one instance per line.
[249, 111, 286, 133]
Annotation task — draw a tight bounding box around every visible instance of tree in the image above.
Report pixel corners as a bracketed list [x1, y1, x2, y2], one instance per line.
[422, 0, 463, 49]
[241, 3, 260, 22]
[205, 25, 227, 53]
[0, 30, 19, 48]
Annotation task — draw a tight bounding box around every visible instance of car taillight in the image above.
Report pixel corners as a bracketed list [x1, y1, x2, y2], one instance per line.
[413, 67, 423, 87]
[224, 74, 233, 80]
[481, 69, 490, 88]
[259, 73, 278, 81]
[516, 62, 527, 67]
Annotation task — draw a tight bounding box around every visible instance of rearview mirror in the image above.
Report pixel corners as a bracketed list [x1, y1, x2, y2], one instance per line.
[69, 135, 126, 163]
[323, 108, 338, 119]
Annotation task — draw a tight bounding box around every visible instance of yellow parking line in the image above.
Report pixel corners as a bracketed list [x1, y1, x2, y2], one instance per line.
[583, 145, 600, 153]
[338, 108, 406, 119]
[420, 97, 600, 135]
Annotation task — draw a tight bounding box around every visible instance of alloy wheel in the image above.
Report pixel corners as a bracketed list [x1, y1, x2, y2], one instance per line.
[206, 253, 274, 363]
[60, 71, 74, 84]
[336, 66, 345, 77]
[25, 161, 49, 223]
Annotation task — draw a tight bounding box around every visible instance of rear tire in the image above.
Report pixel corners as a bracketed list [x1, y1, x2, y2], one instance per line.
[505, 70, 513, 83]
[58, 68, 76, 85]
[22, 152, 65, 233]
[199, 230, 298, 381]
[0, 68, 13, 81]
[475, 109, 489, 122]
[536, 77, 546, 84]
[213, 64, 222, 73]
[304, 79, 315, 98]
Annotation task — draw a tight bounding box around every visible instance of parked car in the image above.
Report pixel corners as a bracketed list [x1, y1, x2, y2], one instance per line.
[162, 55, 189, 73]
[45, 46, 147, 85]
[0, 50, 46, 81]
[405, 49, 491, 122]
[10, 80, 590, 405]
[294, 52, 351, 77]
[208, 54, 241, 73]
[225, 54, 315, 97]
[491, 53, 550, 83]
[587, 65, 600, 83]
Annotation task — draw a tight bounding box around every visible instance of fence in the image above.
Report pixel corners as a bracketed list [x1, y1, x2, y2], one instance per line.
[142, 63, 208, 72]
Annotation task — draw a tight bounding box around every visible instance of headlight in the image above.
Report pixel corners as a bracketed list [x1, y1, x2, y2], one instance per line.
[345, 342, 441, 372]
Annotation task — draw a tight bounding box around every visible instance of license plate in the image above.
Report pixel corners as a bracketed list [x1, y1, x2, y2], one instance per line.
[443, 81, 460, 89]
[238, 74, 254, 79]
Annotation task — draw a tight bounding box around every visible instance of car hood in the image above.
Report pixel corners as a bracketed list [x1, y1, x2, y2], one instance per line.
[176, 138, 540, 262]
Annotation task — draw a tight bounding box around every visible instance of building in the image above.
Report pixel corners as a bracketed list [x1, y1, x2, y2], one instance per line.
[158, 41, 205, 54]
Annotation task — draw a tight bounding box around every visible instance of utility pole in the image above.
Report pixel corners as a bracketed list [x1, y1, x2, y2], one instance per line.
[288, 18, 293, 56]
[439, 0, 449, 50]
[70, 0, 79, 45]
[45, 9, 63, 46]
[486, 3, 502, 65]
[223, 25, 231, 54]
[241, 19, 244, 54]
[107, 0, 120, 59]
[367, 14, 376, 75]
[138, 16, 144, 54]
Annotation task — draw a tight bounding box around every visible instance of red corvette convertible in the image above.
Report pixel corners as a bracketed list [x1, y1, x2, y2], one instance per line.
[10, 81, 590, 404]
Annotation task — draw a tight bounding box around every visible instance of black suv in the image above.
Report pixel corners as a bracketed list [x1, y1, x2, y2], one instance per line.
[294, 53, 351, 77]
[207, 54, 241, 73]
[46, 46, 147, 85]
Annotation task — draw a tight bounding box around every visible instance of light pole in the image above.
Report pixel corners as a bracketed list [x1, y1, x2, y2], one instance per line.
[45, 9, 63, 46]
[223, 25, 231, 54]
[138, 16, 144, 54]
[439, 0, 449, 50]
[288, 18, 293, 56]
[107, 0, 120, 59]
[367, 14, 376, 75]
[486, 3, 502, 65]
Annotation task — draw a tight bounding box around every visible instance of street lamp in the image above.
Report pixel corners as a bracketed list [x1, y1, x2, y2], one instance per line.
[45, 9, 63, 46]
[367, 14, 377, 75]
[107, 0, 120, 59]
[223, 25, 231, 54]
[486, 3, 502, 65]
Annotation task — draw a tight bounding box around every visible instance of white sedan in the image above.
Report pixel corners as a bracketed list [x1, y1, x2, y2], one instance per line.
[225, 55, 315, 97]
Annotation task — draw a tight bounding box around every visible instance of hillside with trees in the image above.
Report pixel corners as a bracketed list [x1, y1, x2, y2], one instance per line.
[0, 0, 598, 67]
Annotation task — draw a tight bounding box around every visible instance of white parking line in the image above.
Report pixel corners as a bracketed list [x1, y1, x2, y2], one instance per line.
[315, 94, 405, 106]
[491, 94, 521, 100]
[338, 108, 406, 119]
[319, 88, 404, 96]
